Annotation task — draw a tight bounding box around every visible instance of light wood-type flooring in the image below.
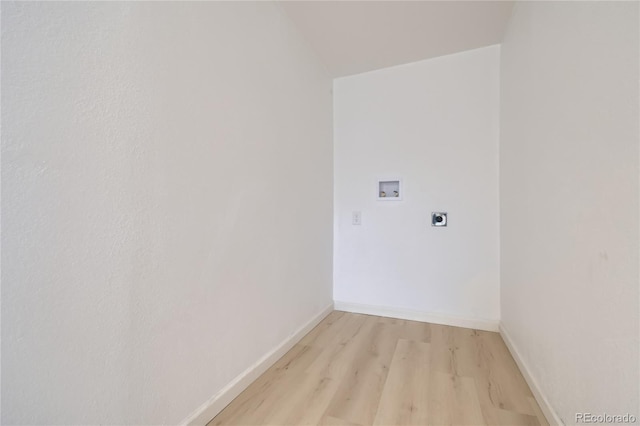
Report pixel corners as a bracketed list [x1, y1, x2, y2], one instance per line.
[209, 311, 548, 426]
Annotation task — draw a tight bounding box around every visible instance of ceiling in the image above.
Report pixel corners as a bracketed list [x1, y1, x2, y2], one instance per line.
[280, 1, 514, 77]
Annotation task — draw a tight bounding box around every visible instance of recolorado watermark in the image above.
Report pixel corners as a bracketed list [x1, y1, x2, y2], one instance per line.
[576, 413, 637, 423]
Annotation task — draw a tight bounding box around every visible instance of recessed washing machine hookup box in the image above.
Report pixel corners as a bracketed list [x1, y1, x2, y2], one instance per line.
[377, 179, 402, 201]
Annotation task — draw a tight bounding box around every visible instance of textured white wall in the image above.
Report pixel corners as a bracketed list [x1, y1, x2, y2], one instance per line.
[500, 2, 639, 423]
[333, 46, 500, 325]
[1, 2, 333, 424]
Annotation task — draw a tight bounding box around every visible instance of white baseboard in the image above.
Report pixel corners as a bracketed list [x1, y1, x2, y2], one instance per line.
[499, 323, 563, 426]
[181, 303, 334, 426]
[334, 301, 499, 332]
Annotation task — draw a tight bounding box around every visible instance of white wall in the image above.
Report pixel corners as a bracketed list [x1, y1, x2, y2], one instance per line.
[500, 2, 639, 423]
[333, 46, 500, 328]
[1, 2, 333, 424]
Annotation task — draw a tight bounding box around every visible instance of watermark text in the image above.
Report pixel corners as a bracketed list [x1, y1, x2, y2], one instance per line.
[576, 413, 637, 424]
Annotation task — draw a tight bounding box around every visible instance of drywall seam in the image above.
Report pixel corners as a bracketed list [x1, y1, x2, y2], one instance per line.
[334, 301, 499, 332]
[181, 303, 334, 426]
[500, 322, 564, 426]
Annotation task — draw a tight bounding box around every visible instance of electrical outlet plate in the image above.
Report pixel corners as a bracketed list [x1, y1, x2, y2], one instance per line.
[352, 211, 362, 225]
[431, 212, 447, 227]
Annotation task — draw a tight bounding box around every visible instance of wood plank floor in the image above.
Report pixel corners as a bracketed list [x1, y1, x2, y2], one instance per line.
[209, 311, 548, 426]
